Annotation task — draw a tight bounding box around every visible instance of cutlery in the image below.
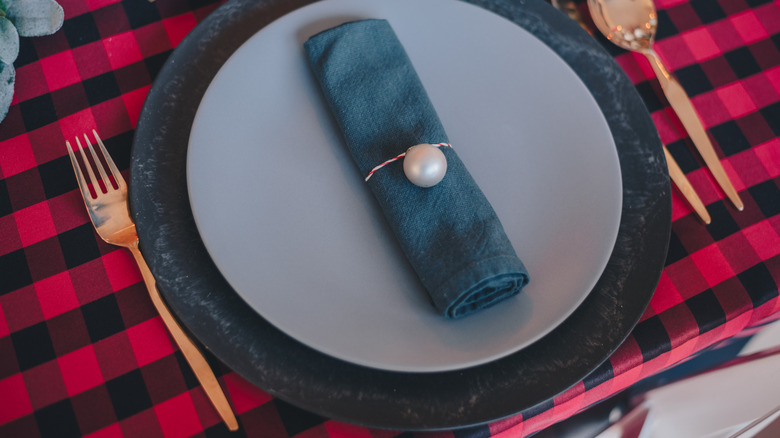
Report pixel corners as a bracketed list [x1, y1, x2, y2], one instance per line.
[66, 130, 239, 431]
[587, 0, 744, 212]
[548, 0, 711, 224]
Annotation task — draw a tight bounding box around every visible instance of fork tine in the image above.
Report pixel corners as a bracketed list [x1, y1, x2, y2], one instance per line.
[66, 140, 94, 201]
[74, 137, 101, 197]
[82, 132, 111, 191]
[91, 130, 125, 187]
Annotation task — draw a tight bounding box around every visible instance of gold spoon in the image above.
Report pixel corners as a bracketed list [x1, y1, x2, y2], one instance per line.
[588, 0, 744, 212]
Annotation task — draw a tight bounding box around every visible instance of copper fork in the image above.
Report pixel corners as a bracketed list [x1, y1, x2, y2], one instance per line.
[66, 130, 239, 431]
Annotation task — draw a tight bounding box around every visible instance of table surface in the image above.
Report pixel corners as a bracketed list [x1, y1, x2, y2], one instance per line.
[0, 0, 778, 437]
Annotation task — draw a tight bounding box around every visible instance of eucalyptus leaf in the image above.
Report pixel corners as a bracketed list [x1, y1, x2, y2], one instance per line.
[6, 0, 63, 37]
[0, 61, 15, 123]
[0, 16, 19, 64]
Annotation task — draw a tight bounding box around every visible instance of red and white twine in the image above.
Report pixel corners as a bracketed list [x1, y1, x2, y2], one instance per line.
[364, 143, 451, 182]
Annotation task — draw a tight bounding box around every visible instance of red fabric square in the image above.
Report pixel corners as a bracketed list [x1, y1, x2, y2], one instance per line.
[122, 86, 150, 128]
[61, 0, 88, 19]
[688, 90, 732, 128]
[13, 62, 49, 103]
[687, 167, 729, 206]
[119, 408, 165, 438]
[665, 257, 711, 299]
[742, 73, 780, 109]
[0, 286, 44, 332]
[48, 191, 90, 234]
[0, 305, 9, 338]
[114, 283, 157, 328]
[658, 304, 700, 348]
[125, 317, 175, 367]
[0, 215, 23, 257]
[92, 98, 132, 140]
[47, 309, 92, 356]
[13, 202, 57, 247]
[0, 135, 37, 178]
[650, 271, 685, 314]
[715, 83, 759, 119]
[690, 244, 737, 287]
[756, 138, 780, 178]
[23, 360, 69, 409]
[713, 277, 752, 319]
[154, 392, 203, 438]
[103, 31, 144, 70]
[70, 258, 114, 304]
[84, 423, 123, 438]
[0, 374, 33, 424]
[744, 221, 780, 261]
[162, 13, 198, 48]
[223, 372, 272, 414]
[134, 22, 172, 58]
[102, 249, 141, 292]
[655, 35, 696, 70]
[681, 28, 721, 62]
[671, 185, 696, 222]
[615, 52, 654, 84]
[24, 237, 67, 282]
[72, 41, 113, 81]
[34, 271, 79, 319]
[325, 421, 372, 438]
[58, 108, 98, 144]
[705, 19, 746, 54]
[756, 3, 780, 34]
[656, 0, 687, 8]
[728, 148, 770, 189]
[729, 11, 770, 44]
[84, 0, 122, 11]
[718, 232, 761, 274]
[57, 345, 104, 396]
[720, 159, 747, 194]
[39, 51, 82, 92]
[93, 333, 138, 381]
[28, 123, 67, 165]
[93, 2, 131, 39]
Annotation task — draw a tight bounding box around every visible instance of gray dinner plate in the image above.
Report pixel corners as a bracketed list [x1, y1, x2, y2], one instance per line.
[130, 0, 671, 430]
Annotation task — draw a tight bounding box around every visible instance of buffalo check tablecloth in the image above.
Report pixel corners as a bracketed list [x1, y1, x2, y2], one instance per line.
[1, 0, 779, 437]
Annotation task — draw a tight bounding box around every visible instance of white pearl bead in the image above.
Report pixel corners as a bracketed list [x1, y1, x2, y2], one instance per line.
[403, 144, 447, 188]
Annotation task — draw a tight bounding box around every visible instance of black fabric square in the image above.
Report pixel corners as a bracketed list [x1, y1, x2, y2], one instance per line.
[689, 0, 727, 23]
[18, 94, 58, 132]
[14, 37, 38, 67]
[635, 81, 665, 113]
[686, 290, 726, 334]
[39, 155, 78, 199]
[706, 202, 741, 240]
[11, 322, 56, 370]
[631, 316, 672, 361]
[62, 12, 102, 48]
[583, 359, 613, 390]
[106, 370, 152, 420]
[709, 121, 752, 156]
[104, 131, 133, 172]
[520, 398, 556, 420]
[761, 101, 780, 136]
[749, 180, 780, 218]
[665, 231, 689, 265]
[0, 249, 33, 295]
[81, 295, 126, 342]
[725, 47, 762, 79]
[666, 140, 701, 174]
[745, 0, 773, 6]
[675, 63, 714, 97]
[738, 263, 778, 308]
[173, 350, 200, 390]
[34, 399, 82, 438]
[188, 0, 220, 10]
[58, 224, 101, 269]
[83, 72, 122, 106]
[144, 52, 171, 82]
[655, 10, 677, 40]
[273, 399, 325, 437]
[453, 424, 492, 438]
[0, 178, 12, 217]
[122, 0, 162, 28]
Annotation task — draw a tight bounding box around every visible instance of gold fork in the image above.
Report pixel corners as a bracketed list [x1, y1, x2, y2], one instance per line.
[66, 130, 239, 431]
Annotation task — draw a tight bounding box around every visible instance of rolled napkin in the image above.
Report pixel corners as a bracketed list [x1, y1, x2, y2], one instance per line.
[304, 19, 529, 319]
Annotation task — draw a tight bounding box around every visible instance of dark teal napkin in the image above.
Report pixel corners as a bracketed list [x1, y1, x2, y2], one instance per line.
[304, 19, 528, 319]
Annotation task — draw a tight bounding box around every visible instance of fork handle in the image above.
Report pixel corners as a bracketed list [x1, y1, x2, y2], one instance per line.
[128, 244, 239, 431]
[644, 50, 743, 211]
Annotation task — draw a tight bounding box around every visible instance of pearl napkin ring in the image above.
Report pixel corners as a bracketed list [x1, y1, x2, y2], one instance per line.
[365, 143, 451, 188]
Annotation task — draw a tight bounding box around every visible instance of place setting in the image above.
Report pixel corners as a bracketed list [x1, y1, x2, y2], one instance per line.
[128, 0, 670, 429]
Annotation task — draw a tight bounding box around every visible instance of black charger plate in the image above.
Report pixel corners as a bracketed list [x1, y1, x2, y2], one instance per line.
[129, 0, 671, 430]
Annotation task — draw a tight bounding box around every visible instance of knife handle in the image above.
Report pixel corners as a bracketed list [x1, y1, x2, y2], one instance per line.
[129, 244, 239, 431]
[664, 146, 711, 224]
[645, 50, 744, 211]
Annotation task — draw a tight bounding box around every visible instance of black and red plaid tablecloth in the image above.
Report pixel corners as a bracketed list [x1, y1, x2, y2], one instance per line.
[0, 0, 778, 437]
